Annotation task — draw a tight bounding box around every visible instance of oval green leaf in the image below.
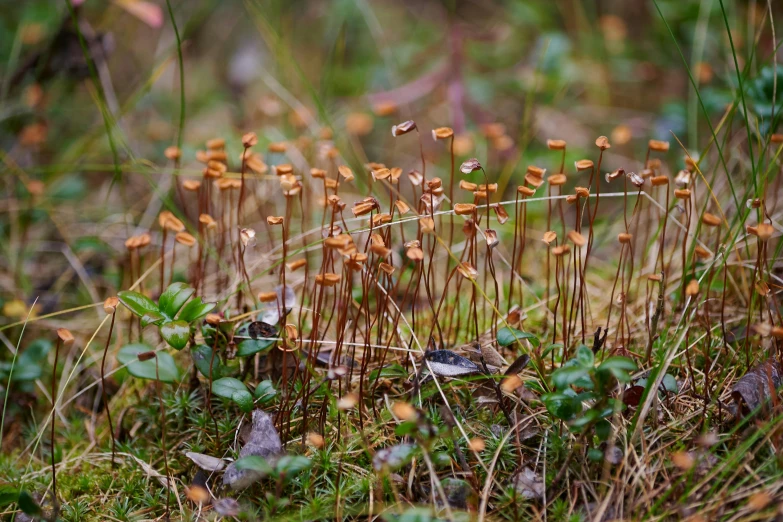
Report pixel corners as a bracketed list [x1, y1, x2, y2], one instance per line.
[236, 338, 275, 357]
[160, 320, 190, 350]
[158, 282, 194, 320]
[117, 290, 159, 319]
[212, 377, 249, 400]
[117, 344, 180, 383]
[496, 326, 540, 348]
[178, 297, 216, 323]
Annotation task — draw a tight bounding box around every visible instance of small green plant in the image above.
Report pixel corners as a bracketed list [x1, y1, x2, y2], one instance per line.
[118, 282, 214, 350]
[542, 346, 636, 457]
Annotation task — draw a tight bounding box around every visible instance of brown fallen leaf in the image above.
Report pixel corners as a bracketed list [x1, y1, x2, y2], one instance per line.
[731, 358, 782, 416]
[513, 467, 544, 499]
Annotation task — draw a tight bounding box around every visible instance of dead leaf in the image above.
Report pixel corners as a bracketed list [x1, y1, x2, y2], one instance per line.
[185, 451, 227, 472]
[214, 498, 241, 517]
[223, 410, 282, 490]
[505, 354, 530, 376]
[513, 467, 544, 499]
[423, 350, 481, 377]
[731, 358, 782, 416]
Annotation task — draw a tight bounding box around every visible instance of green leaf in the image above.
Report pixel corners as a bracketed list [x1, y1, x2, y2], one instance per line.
[598, 357, 637, 382]
[178, 297, 215, 323]
[141, 311, 166, 327]
[595, 419, 611, 441]
[496, 326, 540, 347]
[575, 345, 594, 367]
[275, 455, 312, 478]
[551, 365, 589, 390]
[212, 377, 249, 400]
[158, 282, 195, 319]
[541, 389, 581, 420]
[160, 320, 190, 350]
[394, 421, 418, 437]
[117, 344, 180, 383]
[662, 374, 679, 393]
[232, 390, 254, 412]
[12, 339, 52, 381]
[235, 455, 274, 476]
[0, 484, 18, 508]
[568, 407, 600, 430]
[191, 344, 228, 379]
[542, 343, 563, 359]
[118, 290, 159, 319]
[236, 338, 275, 357]
[254, 380, 277, 405]
[369, 363, 407, 381]
[17, 491, 42, 516]
[588, 448, 604, 462]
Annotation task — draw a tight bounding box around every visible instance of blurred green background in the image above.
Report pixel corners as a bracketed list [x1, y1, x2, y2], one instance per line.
[0, 0, 780, 313]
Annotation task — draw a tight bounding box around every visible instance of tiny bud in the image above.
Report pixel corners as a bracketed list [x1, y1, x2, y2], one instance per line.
[175, 232, 196, 247]
[391, 120, 416, 137]
[674, 189, 691, 200]
[242, 132, 258, 148]
[338, 165, 354, 181]
[518, 186, 535, 197]
[459, 180, 477, 191]
[240, 228, 257, 247]
[337, 393, 359, 410]
[757, 223, 774, 242]
[57, 328, 75, 347]
[627, 171, 645, 187]
[394, 200, 410, 215]
[205, 313, 222, 325]
[206, 138, 225, 150]
[525, 173, 544, 188]
[284, 324, 298, 342]
[432, 127, 454, 140]
[182, 179, 201, 192]
[651, 175, 669, 186]
[457, 262, 478, 279]
[701, 213, 721, 227]
[468, 437, 486, 452]
[268, 141, 287, 153]
[258, 291, 277, 303]
[391, 401, 418, 421]
[103, 296, 119, 314]
[408, 170, 424, 186]
[286, 258, 306, 271]
[575, 159, 594, 171]
[379, 262, 395, 275]
[595, 136, 611, 150]
[567, 230, 586, 247]
[547, 139, 566, 150]
[685, 279, 699, 296]
[307, 432, 325, 448]
[315, 273, 341, 286]
[694, 245, 711, 259]
[542, 231, 557, 245]
[164, 146, 181, 160]
[454, 203, 477, 216]
[137, 351, 157, 362]
[675, 170, 691, 187]
[267, 216, 284, 226]
[618, 233, 633, 244]
[548, 174, 566, 186]
[648, 139, 670, 152]
[460, 158, 482, 174]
